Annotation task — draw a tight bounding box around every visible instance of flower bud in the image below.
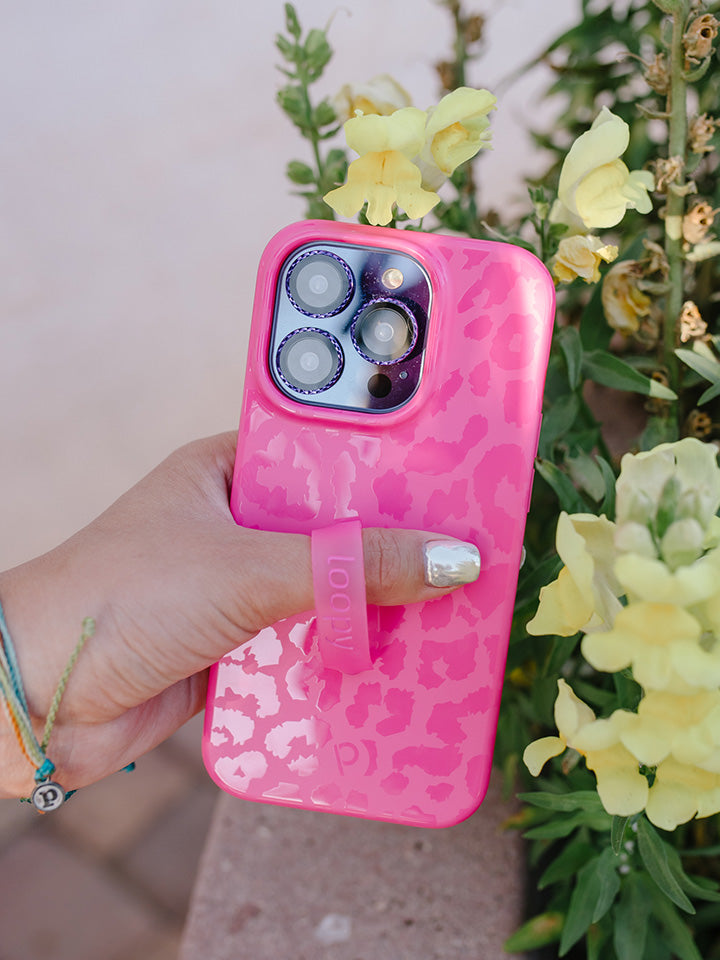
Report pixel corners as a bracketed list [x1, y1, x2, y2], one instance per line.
[615, 522, 657, 559]
[660, 518, 705, 570]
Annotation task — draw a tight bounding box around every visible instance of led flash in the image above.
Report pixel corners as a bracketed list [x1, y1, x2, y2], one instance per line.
[381, 268, 404, 290]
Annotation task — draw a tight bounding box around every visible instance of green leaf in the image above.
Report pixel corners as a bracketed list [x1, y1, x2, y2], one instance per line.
[534, 458, 588, 514]
[614, 873, 651, 960]
[560, 854, 617, 955]
[566, 449, 605, 502]
[593, 847, 622, 923]
[637, 817, 695, 914]
[698, 380, 720, 405]
[579, 275, 613, 352]
[504, 911, 564, 952]
[586, 920, 608, 960]
[524, 809, 612, 840]
[312, 98, 336, 128]
[646, 876, 703, 960]
[539, 393, 581, 448]
[518, 790, 606, 814]
[539, 839, 598, 889]
[557, 326, 583, 390]
[285, 160, 315, 185]
[515, 553, 563, 606]
[284, 2, 302, 39]
[596, 455, 617, 520]
[275, 34, 297, 62]
[304, 28, 332, 74]
[676, 347, 720, 405]
[277, 85, 307, 126]
[664, 843, 720, 903]
[651, 0, 680, 13]
[640, 414, 679, 450]
[611, 815, 630, 855]
[582, 350, 678, 400]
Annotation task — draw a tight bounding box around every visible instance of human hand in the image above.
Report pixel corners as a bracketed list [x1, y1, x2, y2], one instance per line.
[0, 432, 478, 797]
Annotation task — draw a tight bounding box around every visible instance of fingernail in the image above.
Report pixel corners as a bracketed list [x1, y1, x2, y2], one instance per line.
[423, 540, 481, 588]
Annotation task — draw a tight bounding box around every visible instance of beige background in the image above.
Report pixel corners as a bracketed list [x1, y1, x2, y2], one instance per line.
[1, 0, 575, 570]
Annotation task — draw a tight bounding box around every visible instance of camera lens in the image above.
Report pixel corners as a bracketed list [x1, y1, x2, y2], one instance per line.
[286, 251, 353, 317]
[352, 300, 417, 364]
[276, 328, 343, 393]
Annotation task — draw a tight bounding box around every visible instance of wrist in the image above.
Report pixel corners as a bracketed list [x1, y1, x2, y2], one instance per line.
[0, 562, 83, 799]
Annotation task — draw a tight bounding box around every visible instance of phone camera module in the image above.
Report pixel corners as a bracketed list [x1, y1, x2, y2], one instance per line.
[286, 251, 353, 317]
[276, 328, 343, 394]
[352, 299, 417, 365]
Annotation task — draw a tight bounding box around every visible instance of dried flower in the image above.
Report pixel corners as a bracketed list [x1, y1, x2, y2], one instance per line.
[552, 234, 618, 284]
[687, 410, 713, 440]
[689, 113, 719, 155]
[551, 107, 654, 230]
[333, 74, 412, 122]
[601, 261, 653, 335]
[653, 155, 684, 193]
[683, 201, 717, 246]
[642, 239, 670, 279]
[644, 52, 670, 95]
[683, 13, 719, 65]
[679, 300, 708, 342]
[435, 60, 457, 92]
[463, 14, 485, 45]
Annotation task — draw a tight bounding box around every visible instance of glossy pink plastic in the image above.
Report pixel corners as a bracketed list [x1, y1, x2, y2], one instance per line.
[311, 519, 372, 675]
[203, 220, 555, 827]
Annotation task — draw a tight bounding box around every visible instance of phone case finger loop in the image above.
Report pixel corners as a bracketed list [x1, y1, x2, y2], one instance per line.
[311, 518, 372, 675]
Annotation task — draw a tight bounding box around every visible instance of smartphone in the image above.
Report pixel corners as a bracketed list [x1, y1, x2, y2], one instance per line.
[203, 220, 554, 827]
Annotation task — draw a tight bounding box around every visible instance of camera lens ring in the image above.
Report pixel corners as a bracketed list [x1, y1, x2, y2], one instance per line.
[286, 250, 354, 318]
[351, 298, 418, 365]
[276, 327, 344, 394]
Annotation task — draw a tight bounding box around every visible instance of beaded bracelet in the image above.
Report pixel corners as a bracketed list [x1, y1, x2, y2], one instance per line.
[0, 599, 93, 811]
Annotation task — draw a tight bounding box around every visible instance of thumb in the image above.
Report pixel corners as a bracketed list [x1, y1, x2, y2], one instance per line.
[224, 525, 481, 639]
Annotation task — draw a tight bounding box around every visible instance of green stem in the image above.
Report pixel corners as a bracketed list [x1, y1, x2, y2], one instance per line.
[296, 57, 326, 194]
[450, 1, 467, 88]
[662, 0, 690, 418]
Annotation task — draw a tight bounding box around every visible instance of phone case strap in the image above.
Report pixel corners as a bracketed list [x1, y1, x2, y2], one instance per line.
[311, 518, 372, 674]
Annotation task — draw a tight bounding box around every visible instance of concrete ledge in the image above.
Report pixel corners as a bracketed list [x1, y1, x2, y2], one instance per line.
[180, 771, 524, 959]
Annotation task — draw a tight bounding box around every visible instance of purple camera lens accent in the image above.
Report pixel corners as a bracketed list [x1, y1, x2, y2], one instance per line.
[351, 298, 419, 366]
[286, 250, 354, 318]
[276, 327, 344, 394]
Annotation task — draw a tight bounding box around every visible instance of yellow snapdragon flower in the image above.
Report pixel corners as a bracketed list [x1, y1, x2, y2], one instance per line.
[552, 234, 618, 284]
[552, 106, 654, 230]
[616, 437, 720, 530]
[646, 759, 720, 830]
[324, 86, 495, 224]
[571, 712, 650, 816]
[522, 679, 595, 775]
[333, 74, 412, 122]
[526, 513, 622, 637]
[525, 438, 720, 830]
[416, 87, 496, 190]
[581, 602, 720, 694]
[619, 690, 720, 770]
[324, 107, 440, 225]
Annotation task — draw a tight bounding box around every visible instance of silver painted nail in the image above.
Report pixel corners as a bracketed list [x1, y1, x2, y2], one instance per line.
[423, 540, 481, 588]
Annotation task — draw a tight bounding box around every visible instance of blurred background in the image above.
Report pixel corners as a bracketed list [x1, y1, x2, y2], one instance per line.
[0, 0, 576, 570]
[0, 1, 575, 957]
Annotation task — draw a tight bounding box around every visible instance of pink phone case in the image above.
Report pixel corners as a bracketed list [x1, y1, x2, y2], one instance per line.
[203, 220, 555, 827]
